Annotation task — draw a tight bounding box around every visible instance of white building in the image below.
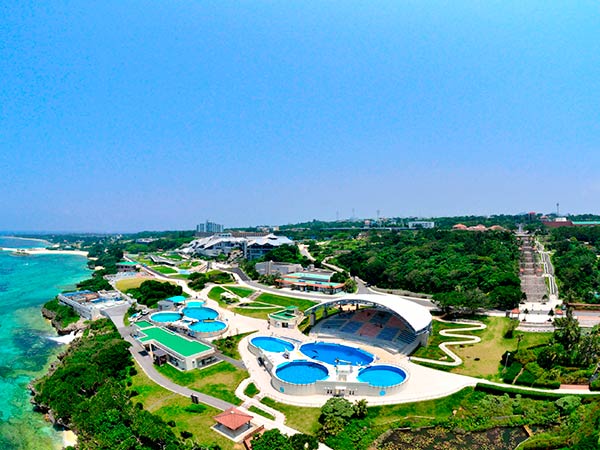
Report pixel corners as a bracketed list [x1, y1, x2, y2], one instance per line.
[181, 233, 293, 260]
[255, 261, 304, 276]
[408, 221, 435, 229]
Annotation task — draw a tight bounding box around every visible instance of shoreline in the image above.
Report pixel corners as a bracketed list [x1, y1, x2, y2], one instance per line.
[34, 249, 92, 449]
[1, 235, 51, 244]
[1, 247, 89, 257]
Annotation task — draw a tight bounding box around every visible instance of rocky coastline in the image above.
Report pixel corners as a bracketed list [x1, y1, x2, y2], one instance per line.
[41, 305, 87, 335]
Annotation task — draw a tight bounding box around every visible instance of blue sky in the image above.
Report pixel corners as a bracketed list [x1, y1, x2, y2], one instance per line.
[1, 1, 599, 232]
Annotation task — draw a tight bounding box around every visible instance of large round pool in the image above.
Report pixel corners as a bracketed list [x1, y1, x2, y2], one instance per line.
[189, 320, 227, 333]
[300, 342, 374, 366]
[276, 361, 329, 385]
[251, 336, 294, 353]
[182, 306, 218, 321]
[358, 365, 407, 387]
[150, 312, 182, 323]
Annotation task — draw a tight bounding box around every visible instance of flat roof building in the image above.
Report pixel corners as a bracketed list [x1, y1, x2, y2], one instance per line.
[134, 321, 216, 371]
[58, 290, 125, 320]
[277, 271, 345, 294]
[255, 261, 303, 276]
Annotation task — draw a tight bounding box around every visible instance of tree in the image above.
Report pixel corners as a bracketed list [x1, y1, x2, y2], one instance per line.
[251, 429, 292, 450]
[353, 399, 368, 419]
[289, 433, 318, 450]
[554, 308, 581, 353]
[320, 397, 355, 423]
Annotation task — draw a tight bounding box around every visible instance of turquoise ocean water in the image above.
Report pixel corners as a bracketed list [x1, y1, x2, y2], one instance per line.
[0, 237, 90, 449]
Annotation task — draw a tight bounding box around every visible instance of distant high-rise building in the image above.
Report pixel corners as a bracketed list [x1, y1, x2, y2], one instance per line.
[196, 220, 224, 233]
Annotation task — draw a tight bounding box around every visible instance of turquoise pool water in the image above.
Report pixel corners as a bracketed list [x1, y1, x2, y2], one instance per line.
[189, 320, 226, 332]
[300, 342, 374, 366]
[166, 295, 186, 303]
[358, 365, 407, 387]
[150, 312, 182, 322]
[251, 336, 294, 353]
[276, 361, 329, 384]
[186, 301, 204, 307]
[182, 306, 218, 321]
[0, 239, 90, 449]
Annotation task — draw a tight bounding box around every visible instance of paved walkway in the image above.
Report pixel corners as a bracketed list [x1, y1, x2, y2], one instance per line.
[411, 319, 487, 367]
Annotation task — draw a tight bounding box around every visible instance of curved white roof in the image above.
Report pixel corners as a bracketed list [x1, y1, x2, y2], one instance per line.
[305, 293, 433, 333]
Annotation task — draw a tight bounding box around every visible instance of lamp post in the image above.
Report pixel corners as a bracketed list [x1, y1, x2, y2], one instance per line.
[503, 352, 511, 373]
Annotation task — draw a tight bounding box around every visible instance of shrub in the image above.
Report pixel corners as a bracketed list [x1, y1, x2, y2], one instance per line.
[555, 396, 582, 414]
[502, 362, 523, 384]
[515, 369, 536, 386]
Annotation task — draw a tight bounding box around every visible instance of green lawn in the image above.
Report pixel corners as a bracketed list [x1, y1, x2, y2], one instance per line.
[231, 293, 317, 320]
[255, 293, 316, 311]
[243, 382, 259, 398]
[156, 361, 247, 405]
[227, 286, 255, 297]
[153, 265, 178, 275]
[209, 287, 315, 320]
[411, 317, 552, 380]
[448, 317, 552, 380]
[170, 274, 190, 280]
[207, 286, 233, 306]
[231, 307, 274, 320]
[412, 319, 485, 361]
[237, 302, 280, 308]
[260, 397, 321, 435]
[114, 276, 155, 292]
[129, 362, 235, 449]
[249, 405, 275, 421]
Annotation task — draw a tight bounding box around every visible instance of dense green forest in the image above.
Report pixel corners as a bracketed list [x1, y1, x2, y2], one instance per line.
[34, 320, 183, 449]
[335, 229, 522, 310]
[549, 227, 600, 303]
[126, 280, 183, 308]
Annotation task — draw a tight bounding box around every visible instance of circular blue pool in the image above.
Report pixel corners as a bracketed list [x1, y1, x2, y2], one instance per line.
[189, 320, 227, 333]
[251, 336, 294, 353]
[182, 306, 218, 321]
[358, 365, 407, 387]
[300, 342, 374, 366]
[276, 361, 329, 384]
[150, 312, 182, 323]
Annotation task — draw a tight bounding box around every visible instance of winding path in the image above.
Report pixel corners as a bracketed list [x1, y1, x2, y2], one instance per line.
[410, 319, 487, 366]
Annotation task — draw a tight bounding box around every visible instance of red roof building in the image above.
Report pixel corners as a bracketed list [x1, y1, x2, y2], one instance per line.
[214, 407, 253, 431]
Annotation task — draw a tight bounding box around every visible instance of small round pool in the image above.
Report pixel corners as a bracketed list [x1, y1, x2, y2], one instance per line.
[182, 306, 218, 321]
[189, 320, 227, 333]
[150, 312, 182, 323]
[276, 361, 329, 385]
[251, 336, 294, 353]
[300, 342, 374, 366]
[358, 365, 407, 387]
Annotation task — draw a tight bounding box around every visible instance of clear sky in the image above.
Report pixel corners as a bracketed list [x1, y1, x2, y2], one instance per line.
[1, 1, 599, 232]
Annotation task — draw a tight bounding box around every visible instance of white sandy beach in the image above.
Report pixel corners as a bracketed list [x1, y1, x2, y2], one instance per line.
[0, 247, 89, 257]
[63, 430, 77, 447]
